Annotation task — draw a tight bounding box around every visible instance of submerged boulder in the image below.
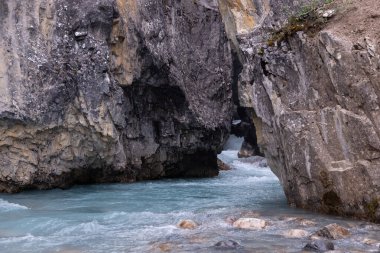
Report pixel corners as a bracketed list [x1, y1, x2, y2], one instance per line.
[233, 218, 267, 230]
[283, 229, 309, 238]
[313, 223, 350, 240]
[177, 220, 198, 230]
[303, 240, 335, 252]
[214, 240, 241, 250]
[217, 158, 232, 171]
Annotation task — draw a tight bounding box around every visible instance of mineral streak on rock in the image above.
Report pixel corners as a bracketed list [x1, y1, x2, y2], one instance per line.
[0, 0, 233, 192]
[221, 0, 380, 221]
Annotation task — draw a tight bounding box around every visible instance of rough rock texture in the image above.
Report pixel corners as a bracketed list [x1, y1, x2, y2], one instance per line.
[225, 0, 380, 221]
[0, 0, 233, 192]
[232, 217, 267, 229]
[313, 223, 350, 240]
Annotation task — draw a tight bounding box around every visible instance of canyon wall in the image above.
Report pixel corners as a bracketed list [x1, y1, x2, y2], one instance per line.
[1, 0, 379, 222]
[223, 0, 380, 221]
[0, 0, 233, 192]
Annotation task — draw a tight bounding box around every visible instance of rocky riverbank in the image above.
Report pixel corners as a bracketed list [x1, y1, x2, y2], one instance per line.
[0, 143, 379, 253]
[0, 0, 379, 222]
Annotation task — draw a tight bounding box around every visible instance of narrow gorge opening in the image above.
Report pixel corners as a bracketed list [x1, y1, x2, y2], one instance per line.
[1, 0, 380, 252]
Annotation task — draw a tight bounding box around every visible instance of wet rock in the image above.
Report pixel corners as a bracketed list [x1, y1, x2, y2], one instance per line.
[303, 240, 335, 252]
[313, 224, 350, 240]
[150, 242, 177, 253]
[238, 140, 256, 158]
[258, 160, 268, 168]
[187, 235, 208, 244]
[291, 218, 317, 227]
[283, 229, 309, 238]
[214, 240, 241, 250]
[281, 216, 316, 226]
[217, 158, 232, 171]
[177, 220, 198, 230]
[233, 218, 267, 230]
[225, 216, 237, 225]
[362, 238, 380, 246]
[157, 243, 173, 252]
[240, 211, 262, 218]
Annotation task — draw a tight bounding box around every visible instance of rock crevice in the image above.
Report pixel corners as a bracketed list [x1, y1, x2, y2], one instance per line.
[224, 0, 380, 221]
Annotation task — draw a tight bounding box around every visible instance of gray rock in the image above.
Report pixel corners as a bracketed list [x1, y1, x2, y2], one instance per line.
[214, 240, 241, 249]
[0, 0, 233, 192]
[217, 158, 232, 171]
[221, 0, 380, 221]
[304, 240, 335, 252]
[313, 224, 350, 240]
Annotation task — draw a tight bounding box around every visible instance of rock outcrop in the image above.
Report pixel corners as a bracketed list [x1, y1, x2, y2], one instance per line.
[0, 0, 233, 192]
[223, 0, 380, 221]
[1, 0, 379, 223]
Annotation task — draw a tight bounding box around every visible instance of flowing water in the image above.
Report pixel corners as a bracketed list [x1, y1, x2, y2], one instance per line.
[0, 136, 379, 253]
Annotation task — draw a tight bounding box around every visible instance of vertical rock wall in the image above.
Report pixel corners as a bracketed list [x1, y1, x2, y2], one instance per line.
[222, 0, 380, 221]
[0, 0, 233, 192]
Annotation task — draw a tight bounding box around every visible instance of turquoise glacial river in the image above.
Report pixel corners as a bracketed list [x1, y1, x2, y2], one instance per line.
[0, 136, 379, 252]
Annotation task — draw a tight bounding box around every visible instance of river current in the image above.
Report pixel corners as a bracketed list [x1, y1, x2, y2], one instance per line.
[0, 136, 379, 253]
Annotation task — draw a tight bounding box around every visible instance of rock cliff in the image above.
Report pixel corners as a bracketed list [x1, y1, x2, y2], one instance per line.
[1, 0, 379, 222]
[225, 0, 380, 221]
[0, 0, 233, 192]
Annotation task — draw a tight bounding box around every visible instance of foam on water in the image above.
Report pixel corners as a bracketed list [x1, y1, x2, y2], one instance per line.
[0, 199, 29, 212]
[0, 135, 378, 253]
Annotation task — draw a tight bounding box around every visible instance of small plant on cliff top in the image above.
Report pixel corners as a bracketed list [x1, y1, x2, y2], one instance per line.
[267, 0, 335, 47]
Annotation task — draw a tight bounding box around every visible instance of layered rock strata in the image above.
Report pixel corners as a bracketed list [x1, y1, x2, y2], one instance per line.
[0, 0, 233, 192]
[223, 0, 380, 221]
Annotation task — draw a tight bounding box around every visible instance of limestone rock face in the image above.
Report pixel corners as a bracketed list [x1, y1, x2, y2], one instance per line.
[0, 0, 233, 192]
[224, 0, 380, 221]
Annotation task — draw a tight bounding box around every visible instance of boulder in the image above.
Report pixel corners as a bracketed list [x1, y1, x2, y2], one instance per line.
[233, 218, 267, 230]
[238, 140, 256, 158]
[299, 219, 317, 227]
[157, 243, 173, 252]
[177, 220, 198, 230]
[313, 224, 350, 240]
[150, 242, 177, 253]
[303, 240, 335, 252]
[362, 238, 380, 246]
[282, 217, 316, 226]
[283, 229, 309, 238]
[214, 240, 241, 250]
[217, 158, 232, 171]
